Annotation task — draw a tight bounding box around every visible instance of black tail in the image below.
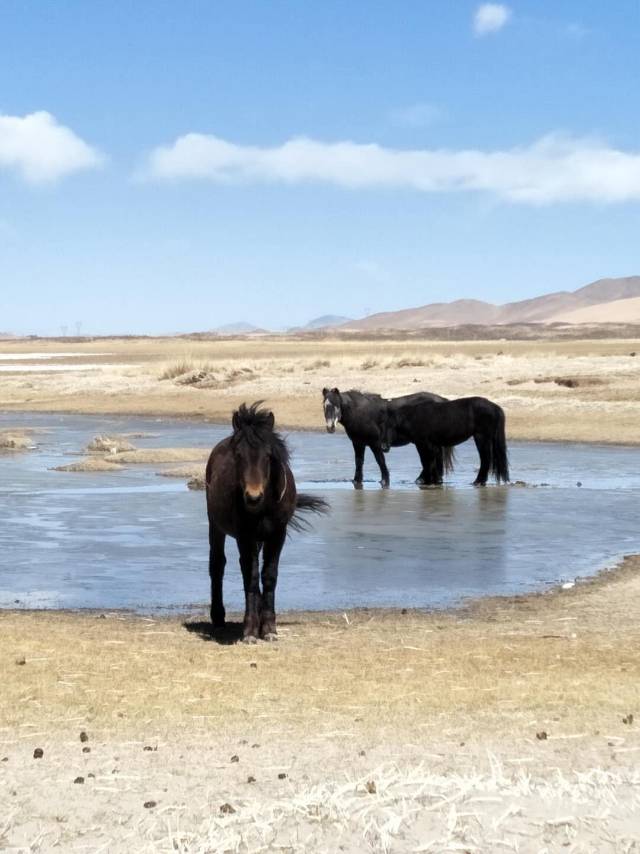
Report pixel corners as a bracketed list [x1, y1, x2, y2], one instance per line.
[491, 406, 510, 483]
[442, 445, 456, 475]
[290, 493, 330, 531]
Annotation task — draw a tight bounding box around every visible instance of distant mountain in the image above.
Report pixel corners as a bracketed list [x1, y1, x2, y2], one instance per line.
[289, 314, 353, 333]
[213, 322, 269, 335]
[339, 276, 640, 331]
[305, 314, 353, 329]
[549, 295, 640, 324]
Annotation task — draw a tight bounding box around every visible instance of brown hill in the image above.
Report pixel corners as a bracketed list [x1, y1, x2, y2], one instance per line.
[549, 295, 640, 325]
[340, 276, 640, 331]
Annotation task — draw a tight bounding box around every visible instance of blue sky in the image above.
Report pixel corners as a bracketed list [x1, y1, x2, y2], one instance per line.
[1, 1, 639, 334]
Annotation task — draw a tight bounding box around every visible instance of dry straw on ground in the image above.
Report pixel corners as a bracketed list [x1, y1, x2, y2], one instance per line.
[2, 558, 639, 851]
[1, 335, 639, 443]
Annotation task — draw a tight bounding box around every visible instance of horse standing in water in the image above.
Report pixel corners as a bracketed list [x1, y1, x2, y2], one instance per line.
[322, 388, 454, 487]
[206, 403, 328, 642]
[383, 396, 510, 486]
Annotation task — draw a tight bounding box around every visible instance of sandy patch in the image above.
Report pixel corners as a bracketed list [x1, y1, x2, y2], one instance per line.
[550, 295, 640, 324]
[52, 457, 124, 472]
[85, 433, 137, 454]
[0, 429, 35, 451]
[156, 464, 204, 479]
[111, 448, 210, 464]
[156, 464, 206, 490]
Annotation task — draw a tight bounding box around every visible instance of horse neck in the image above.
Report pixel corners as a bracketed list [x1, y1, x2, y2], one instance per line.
[338, 394, 359, 427]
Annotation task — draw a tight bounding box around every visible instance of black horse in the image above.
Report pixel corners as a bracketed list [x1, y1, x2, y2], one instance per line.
[322, 388, 454, 487]
[206, 403, 328, 642]
[382, 396, 509, 486]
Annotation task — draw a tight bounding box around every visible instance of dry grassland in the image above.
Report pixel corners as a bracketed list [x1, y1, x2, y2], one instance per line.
[2, 558, 639, 851]
[1, 335, 639, 443]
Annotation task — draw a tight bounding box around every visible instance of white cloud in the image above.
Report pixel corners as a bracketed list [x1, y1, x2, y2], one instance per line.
[144, 132, 640, 205]
[0, 111, 103, 184]
[474, 4, 511, 36]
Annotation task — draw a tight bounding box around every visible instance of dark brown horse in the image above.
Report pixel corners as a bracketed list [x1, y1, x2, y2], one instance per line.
[206, 402, 328, 642]
[383, 396, 510, 486]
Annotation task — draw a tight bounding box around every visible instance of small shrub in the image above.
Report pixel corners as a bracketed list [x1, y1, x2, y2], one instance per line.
[361, 358, 379, 371]
[303, 359, 331, 371]
[160, 360, 215, 381]
[396, 358, 426, 368]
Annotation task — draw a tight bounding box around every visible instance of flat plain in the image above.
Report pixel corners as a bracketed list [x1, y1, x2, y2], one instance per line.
[1, 333, 640, 851]
[1, 333, 639, 443]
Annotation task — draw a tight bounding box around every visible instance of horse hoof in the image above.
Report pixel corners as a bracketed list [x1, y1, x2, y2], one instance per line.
[242, 635, 258, 645]
[262, 632, 278, 643]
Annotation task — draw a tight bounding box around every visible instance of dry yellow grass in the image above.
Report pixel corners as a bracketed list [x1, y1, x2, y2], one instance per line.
[0, 428, 35, 451]
[3, 557, 639, 737]
[52, 457, 124, 472]
[1, 335, 639, 443]
[1, 559, 639, 851]
[109, 447, 210, 464]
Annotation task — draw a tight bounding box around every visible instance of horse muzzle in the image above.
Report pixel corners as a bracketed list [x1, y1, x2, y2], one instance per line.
[244, 489, 264, 511]
[326, 423, 336, 434]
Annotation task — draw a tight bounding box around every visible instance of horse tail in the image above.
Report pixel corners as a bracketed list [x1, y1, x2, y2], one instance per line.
[442, 445, 456, 474]
[491, 405, 510, 483]
[290, 493, 330, 531]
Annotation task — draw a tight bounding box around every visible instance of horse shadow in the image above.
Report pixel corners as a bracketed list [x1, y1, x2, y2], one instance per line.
[183, 617, 305, 645]
[183, 620, 244, 645]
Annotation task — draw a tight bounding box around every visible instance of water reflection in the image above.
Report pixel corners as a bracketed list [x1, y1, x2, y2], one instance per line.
[0, 411, 639, 612]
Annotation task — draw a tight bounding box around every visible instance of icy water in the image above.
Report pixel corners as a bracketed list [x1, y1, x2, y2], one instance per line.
[1, 412, 639, 612]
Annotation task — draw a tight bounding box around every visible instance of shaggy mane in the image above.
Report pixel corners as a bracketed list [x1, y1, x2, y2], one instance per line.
[231, 402, 290, 464]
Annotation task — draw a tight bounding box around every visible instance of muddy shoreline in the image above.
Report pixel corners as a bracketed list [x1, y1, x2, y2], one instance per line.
[4, 549, 637, 623]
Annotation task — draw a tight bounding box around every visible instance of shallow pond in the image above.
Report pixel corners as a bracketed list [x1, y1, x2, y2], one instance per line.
[0, 412, 638, 612]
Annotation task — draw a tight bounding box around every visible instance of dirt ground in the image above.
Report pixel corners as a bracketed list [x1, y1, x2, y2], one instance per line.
[1, 335, 639, 443]
[2, 557, 639, 852]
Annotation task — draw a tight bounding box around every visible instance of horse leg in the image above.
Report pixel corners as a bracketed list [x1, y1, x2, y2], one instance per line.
[371, 444, 390, 488]
[433, 446, 445, 484]
[473, 433, 491, 486]
[260, 526, 286, 641]
[208, 522, 226, 629]
[238, 537, 261, 642]
[416, 444, 437, 485]
[352, 440, 366, 487]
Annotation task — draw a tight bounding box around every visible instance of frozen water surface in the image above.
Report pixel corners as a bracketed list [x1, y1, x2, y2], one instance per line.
[0, 412, 638, 612]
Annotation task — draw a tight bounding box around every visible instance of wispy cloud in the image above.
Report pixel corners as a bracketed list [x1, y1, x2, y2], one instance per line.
[0, 111, 103, 184]
[389, 102, 442, 129]
[473, 4, 511, 36]
[143, 132, 640, 205]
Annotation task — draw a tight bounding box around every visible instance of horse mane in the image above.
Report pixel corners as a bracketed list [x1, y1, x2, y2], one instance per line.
[231, 402, 290, 465]
[343, 389, 384, 402]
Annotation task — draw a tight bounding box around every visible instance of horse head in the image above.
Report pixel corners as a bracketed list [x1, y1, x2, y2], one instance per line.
[231, 404, 277, 513]
[322, 387, 342, 433]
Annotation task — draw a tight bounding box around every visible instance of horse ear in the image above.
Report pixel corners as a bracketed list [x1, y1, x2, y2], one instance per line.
[322, 387, 329, 397]
[265, 411, 275, 430]
[331, 387, 340, 395]
[232, 410, 240, 431]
